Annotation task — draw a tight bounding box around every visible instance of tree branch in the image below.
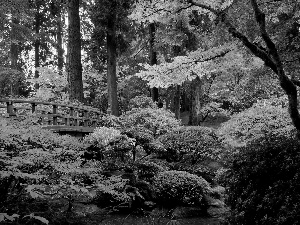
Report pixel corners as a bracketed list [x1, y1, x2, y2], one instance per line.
[291, 78, 300, 88]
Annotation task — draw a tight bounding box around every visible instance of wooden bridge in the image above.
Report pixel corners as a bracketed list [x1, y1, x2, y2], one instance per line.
[0, 99, 104, 137]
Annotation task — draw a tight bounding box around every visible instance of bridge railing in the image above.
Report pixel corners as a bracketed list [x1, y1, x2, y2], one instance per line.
[0, 99, 103, 129]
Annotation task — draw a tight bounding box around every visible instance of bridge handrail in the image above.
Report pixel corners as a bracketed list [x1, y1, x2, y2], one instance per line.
[0, 98, 101, 113]
[0, 98, 104, 127]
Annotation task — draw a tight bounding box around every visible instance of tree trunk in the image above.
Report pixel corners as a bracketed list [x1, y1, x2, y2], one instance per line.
[66, 0, 84, 102]
[189, 76, 202, 125]
[57, 7, 64, 75]
[106, 1, 119, 116]
[10, 18, 20, 96]
[34, 0, 40, 89]
[174, 85, 181, 119]
[149, 22, 159, 102]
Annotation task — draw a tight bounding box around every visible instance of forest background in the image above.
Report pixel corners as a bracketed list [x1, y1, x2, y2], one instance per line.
[1, 0, 300, 225]
[1, 0, 299, 127]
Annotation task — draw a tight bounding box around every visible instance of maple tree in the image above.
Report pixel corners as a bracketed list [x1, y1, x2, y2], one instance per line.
[129, 0, 300, 131]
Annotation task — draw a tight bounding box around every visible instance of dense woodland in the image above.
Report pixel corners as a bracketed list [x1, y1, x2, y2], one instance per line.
[1, 0, 300, 225]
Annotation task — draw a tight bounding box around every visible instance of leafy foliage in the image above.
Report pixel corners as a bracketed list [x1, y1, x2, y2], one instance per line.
[134, 161, 166, 182]
[218, 96, 295, 147]
[133, 43, 247, 88]
[121, 107, 181, 136]
[127, 95, 157, 110]
[153, 170, 211, 207]
[225, 134, 300, 225]
[157, 126, 222, 162]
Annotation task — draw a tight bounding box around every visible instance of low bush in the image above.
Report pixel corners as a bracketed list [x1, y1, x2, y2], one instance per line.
[134, 161, 165, 182]
[225, 134, 300, 225]
[127, 95, 157, 110]
[218, 98, 295, 147]
[121, 107, 181, 136]
[157, 126, 222, 162]
[153, 170, 211, 207]
[121, 127, 154, 146]
[83, 127, 136, 162]
[96, 114, 124, 128]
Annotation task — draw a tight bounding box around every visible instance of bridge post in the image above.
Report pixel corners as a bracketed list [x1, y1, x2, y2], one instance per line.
[53, 105, 57, 125]
[31, 103, 36, 113]
[84, 110, 89, 127]
[69, 107, 74, 126]
[6, 101, 16, 116]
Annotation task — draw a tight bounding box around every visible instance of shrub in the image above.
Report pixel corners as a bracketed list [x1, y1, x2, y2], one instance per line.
[121, 127, 154, 146]
[0, 118, 102, 221]
[96, 114, 124, 129]
[225, 134, 300, 225]
[94, 175, 131, 207]
[153, 170, 211, 207]
[134, 161, 165, 182]
[218, 99, 295, 147]
[157, 126, 222, 162]
[83, 127, 136, 162]
[128, 95, 157, 110]
[84, 127, 124, 147]
[121, 107, 181, 136]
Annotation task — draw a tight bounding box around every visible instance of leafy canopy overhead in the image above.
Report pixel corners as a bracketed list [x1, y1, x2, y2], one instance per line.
[133, 42, 263, 88]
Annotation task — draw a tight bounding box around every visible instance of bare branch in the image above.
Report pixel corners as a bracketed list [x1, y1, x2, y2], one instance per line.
[187, 0, 220, 14]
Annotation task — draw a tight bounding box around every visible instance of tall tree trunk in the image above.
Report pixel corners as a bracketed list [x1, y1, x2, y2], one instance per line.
[174, 85, 181, 119]
[107, 1, 119, 116]
[67, 0, 83, 102]
[34, 0, 40, 89]
[57, 7, 64, 75]
[10, 18, 20, 96]
[189, 76, 202, 125]
[173, 45, 182, 119]
[149, 22, 159, 102]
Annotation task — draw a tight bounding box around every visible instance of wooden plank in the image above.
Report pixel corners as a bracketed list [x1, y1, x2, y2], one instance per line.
[0, 98, 103, 114]
[42, 125, 95, 133]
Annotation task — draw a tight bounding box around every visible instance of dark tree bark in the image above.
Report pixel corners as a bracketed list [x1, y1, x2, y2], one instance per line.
[34, 0, 41, 89]
[107, 0, 119, 116]
[189, 0, 300, 133]
[189, 76, 203, 125]
[172, 45, 183, 119]
[66, 0, 84, 102]
[57, 7, 64, 75]
[10, 18, 21, 96]
[149, 22, 159, 102]
[174, 85, 181, 119]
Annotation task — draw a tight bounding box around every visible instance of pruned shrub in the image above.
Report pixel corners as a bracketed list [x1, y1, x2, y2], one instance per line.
[128, 95, 157, 110]
[83, 127, 135, 162]
[96, 114, 124, 128]
[225, 134, 300, 225]
[157, 126, 222, 162]
[94, 175, 131, 207]
[134, 161, 165, 182]
[121, 127, 154, 146]
[153, 170, 211, 207]
[218, 98, 295, 148]
[121, 107, 181, 136]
